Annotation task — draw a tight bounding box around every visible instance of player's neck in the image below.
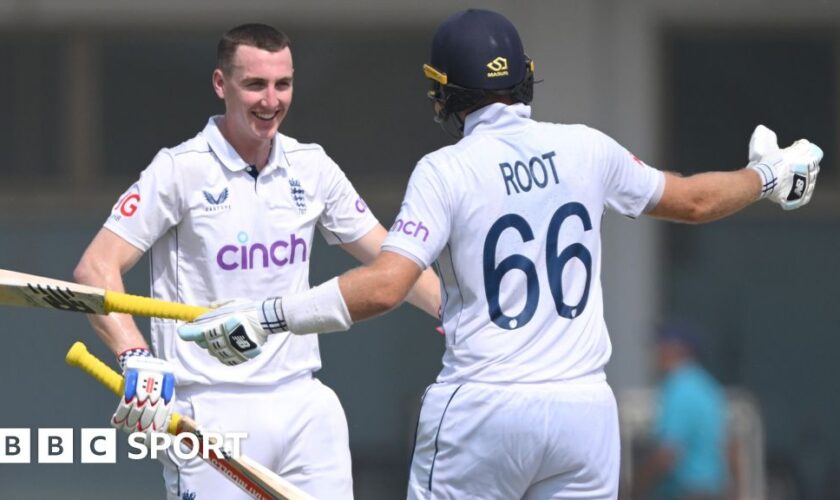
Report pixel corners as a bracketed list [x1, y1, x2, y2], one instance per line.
[218, 117, 272, 170]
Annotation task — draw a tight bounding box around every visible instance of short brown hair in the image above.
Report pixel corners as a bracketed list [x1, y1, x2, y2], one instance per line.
[217, 23, 291, 74]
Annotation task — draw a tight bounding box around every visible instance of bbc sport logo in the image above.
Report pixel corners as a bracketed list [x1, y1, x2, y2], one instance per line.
[0, 428, 115, 464]
[0, 428, 247, 463]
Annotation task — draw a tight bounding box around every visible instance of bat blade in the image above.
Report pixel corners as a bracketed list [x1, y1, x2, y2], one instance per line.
[0, 269, 107, 314]
[0, 268, 210, 321]
[66, 342, 314, 500]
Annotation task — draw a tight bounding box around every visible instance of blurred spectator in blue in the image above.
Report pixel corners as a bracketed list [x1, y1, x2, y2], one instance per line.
[634, 322, 729, 500]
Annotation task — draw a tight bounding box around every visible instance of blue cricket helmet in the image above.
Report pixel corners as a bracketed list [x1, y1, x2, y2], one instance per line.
[423, 9, 535, 127]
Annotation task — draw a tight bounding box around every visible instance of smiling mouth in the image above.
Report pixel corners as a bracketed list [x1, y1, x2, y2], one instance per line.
[253, 110, 280, 121]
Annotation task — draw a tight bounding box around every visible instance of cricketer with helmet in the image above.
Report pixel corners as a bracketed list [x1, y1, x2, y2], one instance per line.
[179, 9, 822, 499]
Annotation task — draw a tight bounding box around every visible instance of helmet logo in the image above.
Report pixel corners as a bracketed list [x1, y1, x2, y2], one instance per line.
[486, 57, 510, 78]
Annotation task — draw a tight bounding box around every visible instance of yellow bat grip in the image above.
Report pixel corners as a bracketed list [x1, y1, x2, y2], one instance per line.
[65, 341, 182, 435]
[103, 291, 210, 321]
[66, 342, 124, 395]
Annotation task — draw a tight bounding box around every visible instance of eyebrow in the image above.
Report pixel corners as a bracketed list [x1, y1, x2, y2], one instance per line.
[240, 76, 293, 84]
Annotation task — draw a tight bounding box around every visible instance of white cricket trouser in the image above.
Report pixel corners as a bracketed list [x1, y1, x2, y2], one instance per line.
[407, 377, 619, 500]
[160, 376, 352, 500]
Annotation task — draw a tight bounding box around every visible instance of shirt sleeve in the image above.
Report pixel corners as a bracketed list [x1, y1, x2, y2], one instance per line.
[594, 129, 665, 218]
[316, 156, 379, 245]
[103, 150, 184, 252]
[381, 160, 452, 269]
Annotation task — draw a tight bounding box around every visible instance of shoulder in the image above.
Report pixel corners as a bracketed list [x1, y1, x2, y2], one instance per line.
[138, 132, 222, 189]
[692, 367, 725, 399]
[548, 122, 614, 146]
[278, 134, 333, 165]
[166, 132, 214, 162]
[417, 136, 482, 174]
[411, 146, 463, 187]
[530, 121, 617, 148]
[667, 366, 722, 403]
[149, 132, 215, 174]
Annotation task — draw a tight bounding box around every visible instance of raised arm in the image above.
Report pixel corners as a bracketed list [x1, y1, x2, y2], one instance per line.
[73, 228, 147, 356]
[339, 224, 441, 318]
[649, 125, 821, 223]
[647, 169, 762, 223]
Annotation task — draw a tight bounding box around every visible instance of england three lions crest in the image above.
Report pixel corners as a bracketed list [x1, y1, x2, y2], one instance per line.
[289, 179, 307, 214]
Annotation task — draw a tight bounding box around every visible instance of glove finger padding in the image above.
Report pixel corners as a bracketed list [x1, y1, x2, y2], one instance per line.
[749, 124, 780, 163]
[778, 139, 822, 210]
[112, 357, 175, 435]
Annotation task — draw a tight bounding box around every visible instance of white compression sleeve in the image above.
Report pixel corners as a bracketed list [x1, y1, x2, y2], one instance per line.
[260, 277, 353, 335]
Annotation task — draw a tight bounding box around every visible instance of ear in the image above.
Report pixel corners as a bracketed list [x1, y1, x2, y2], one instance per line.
[212, 68, 225, 99]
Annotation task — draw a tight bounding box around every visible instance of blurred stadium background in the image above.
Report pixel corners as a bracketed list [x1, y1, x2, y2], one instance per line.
[0, 0, 837, 498]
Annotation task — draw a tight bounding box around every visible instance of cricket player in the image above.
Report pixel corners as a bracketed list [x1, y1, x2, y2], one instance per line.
[73, 23, 440, 500]
[178, 10, 822, 499]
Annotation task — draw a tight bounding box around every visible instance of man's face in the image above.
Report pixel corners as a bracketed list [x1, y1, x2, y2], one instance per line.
[212, 45, 294, 143]
[656, 340, 686, 376]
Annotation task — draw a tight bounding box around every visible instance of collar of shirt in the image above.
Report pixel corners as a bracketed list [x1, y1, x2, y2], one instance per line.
[462, 102, 532, 136]
[202, 115, 289, 175]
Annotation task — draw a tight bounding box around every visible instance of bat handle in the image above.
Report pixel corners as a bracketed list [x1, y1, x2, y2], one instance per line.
[103, 291, 211, 321]
[65, 342, 183, 435]
[66, 342, 124, 396]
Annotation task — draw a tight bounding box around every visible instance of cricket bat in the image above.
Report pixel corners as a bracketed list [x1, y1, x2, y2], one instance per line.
[66, 342, 315, 500]
[0, 268, 209, 321]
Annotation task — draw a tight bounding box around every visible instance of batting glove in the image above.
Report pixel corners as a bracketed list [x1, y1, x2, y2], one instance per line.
[112, 350, 175, 435]
[748, 124, 822, 210]
[177, 300, 280, 366]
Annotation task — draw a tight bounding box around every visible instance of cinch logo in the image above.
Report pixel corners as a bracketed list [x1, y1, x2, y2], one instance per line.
[355, 197, 368, 213]
[203, 187, 231, 212]
[390, 218, 430, 242]
[216, 231, 308, 271]
[486, 57, 509, 78]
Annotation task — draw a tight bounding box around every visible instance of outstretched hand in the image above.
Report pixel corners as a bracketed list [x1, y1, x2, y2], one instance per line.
[748, 125, 822, 210]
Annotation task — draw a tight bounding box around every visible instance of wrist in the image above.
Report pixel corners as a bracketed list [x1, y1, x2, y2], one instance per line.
[259, 277, 353, 335]
[118, 347, 152, 372]
[747, 162, 777, 200]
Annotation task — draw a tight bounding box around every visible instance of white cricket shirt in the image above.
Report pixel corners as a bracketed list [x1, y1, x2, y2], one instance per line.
[105, 116, 378, 386]
[382, 103, 664, 384]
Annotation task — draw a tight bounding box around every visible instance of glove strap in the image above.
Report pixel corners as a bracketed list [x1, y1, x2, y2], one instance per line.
[118, 347, 152, 372]
[259, 297, 289, 334]
[748, 163, 777, 199]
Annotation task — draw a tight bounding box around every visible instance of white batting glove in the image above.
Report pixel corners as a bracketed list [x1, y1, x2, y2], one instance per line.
[112, 351, 175, 435]
[178, 280, 352, 363]
[177, 299, 286, 366]
[748, 124, 822, 210]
